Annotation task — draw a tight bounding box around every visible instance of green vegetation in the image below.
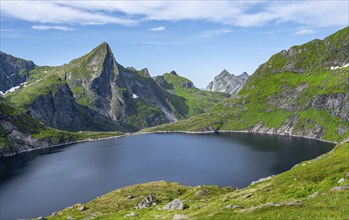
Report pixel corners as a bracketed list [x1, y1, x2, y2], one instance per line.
[6, 66, 66, 109]
[4, 42, 228, 133]
[31, 127, 123, 145]
[47, 140, 349, 219]
[158, 73, 230, 118]
[0, 96, 123, 153]
[145, 27, 349, 143]
[124, 99, 168, 130]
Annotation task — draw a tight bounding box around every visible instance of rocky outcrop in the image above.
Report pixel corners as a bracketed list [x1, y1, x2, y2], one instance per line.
[27, 83, 84, 131]
[206, 70, 248, 95]
[134, 194, 157, 209]
[0, 51, 36, 93]
[163, 199, 185, 210]
[26, 82, 123, 131]
[310, 93, 349, 122]
[0, 97, 53, 156]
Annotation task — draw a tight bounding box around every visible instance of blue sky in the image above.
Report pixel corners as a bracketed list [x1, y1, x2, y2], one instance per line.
[1, 1, 348, 88]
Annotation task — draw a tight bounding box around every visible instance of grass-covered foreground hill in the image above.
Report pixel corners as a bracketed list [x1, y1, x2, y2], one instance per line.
[146, 27, 349, 143]
[4, 44, 228, 132]
[0, 96, 123, 157]
[45, 140, 349, 219]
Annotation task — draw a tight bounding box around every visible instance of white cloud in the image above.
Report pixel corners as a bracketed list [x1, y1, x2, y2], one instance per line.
[200, 29, 233, 38]
[0, 1, 347, 28]
[32, 25, 75, 31]
[149, 26, 165, 32]
[294, 29, 314, 35]
[0, 1, 137, 26]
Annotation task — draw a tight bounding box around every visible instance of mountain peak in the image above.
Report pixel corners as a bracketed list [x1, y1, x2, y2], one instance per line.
[238, 72, 249, 79]
[94, 42, 112, 54]
[207, 69, 249, 95]
[220, 69, 231, 76]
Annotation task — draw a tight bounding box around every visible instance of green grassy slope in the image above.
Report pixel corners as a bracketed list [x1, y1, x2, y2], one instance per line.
[155, 73, 230, 118]
[145, 27, 349, 143]
[46, 140, 349, 219]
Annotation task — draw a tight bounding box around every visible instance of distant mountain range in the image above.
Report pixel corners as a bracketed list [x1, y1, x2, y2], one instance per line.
[1, 44, 228, 133]
[206, 69, 249, 95]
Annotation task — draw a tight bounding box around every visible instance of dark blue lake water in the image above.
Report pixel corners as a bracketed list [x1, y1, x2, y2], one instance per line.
[0, 133, 334, 219]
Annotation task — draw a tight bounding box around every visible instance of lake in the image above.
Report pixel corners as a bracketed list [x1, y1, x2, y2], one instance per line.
[0, 133, 334, 219]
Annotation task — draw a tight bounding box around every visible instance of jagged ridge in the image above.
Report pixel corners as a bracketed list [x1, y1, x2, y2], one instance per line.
[206, 69, 249, 95]
[4, 43, 228, 132]
[146, 26, 349, 142]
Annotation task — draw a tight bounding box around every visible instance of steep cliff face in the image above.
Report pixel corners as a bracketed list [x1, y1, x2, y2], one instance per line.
[147, 27, 349, 142]
[0, 96, 123, 157]
[0, 97, 45, 156]
[5, 43, 172, 131]
[63, 43, 174, 130]
[5, 43, 227, 132]
[0, 51, 36, 93]
[206, 70, 249, 95]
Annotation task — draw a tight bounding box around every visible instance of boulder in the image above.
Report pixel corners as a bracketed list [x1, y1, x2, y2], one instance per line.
[163, 199, 184, 210]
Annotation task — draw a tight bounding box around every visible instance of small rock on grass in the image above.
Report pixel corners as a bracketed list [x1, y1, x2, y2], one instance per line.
[124, 212, 137, 217]
[163, 199, 184, 210]
[224, 204, 243, 209]
[173, 214, 188, 220]
[331, 185, 349, 191]
[338, 178, 345, 183]
[243, 193, 252, 198]
[77, 205, 87, 211]
[308, 191, 318, 198]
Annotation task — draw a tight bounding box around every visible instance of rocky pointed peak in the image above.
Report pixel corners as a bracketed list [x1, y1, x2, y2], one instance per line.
[65, 42, 118, 80]
[219, 69, 231, 76]
[170, 70, 178, 76]
[207, 69, 249, 95]
[91, 42, 114, 59]
[238, 72, 249, 80]
[69, 42, 115, 65]
[96, 42, 111, 51]
[214, 69, 232, 80]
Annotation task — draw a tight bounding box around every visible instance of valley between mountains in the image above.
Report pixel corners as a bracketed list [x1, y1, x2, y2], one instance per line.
[0, 27, 348, 220]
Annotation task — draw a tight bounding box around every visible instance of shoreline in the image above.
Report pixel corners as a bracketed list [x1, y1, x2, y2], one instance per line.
[1, 134, 128, 158]
[136, 129, 338, 144]
[1, 129, 338, 158]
